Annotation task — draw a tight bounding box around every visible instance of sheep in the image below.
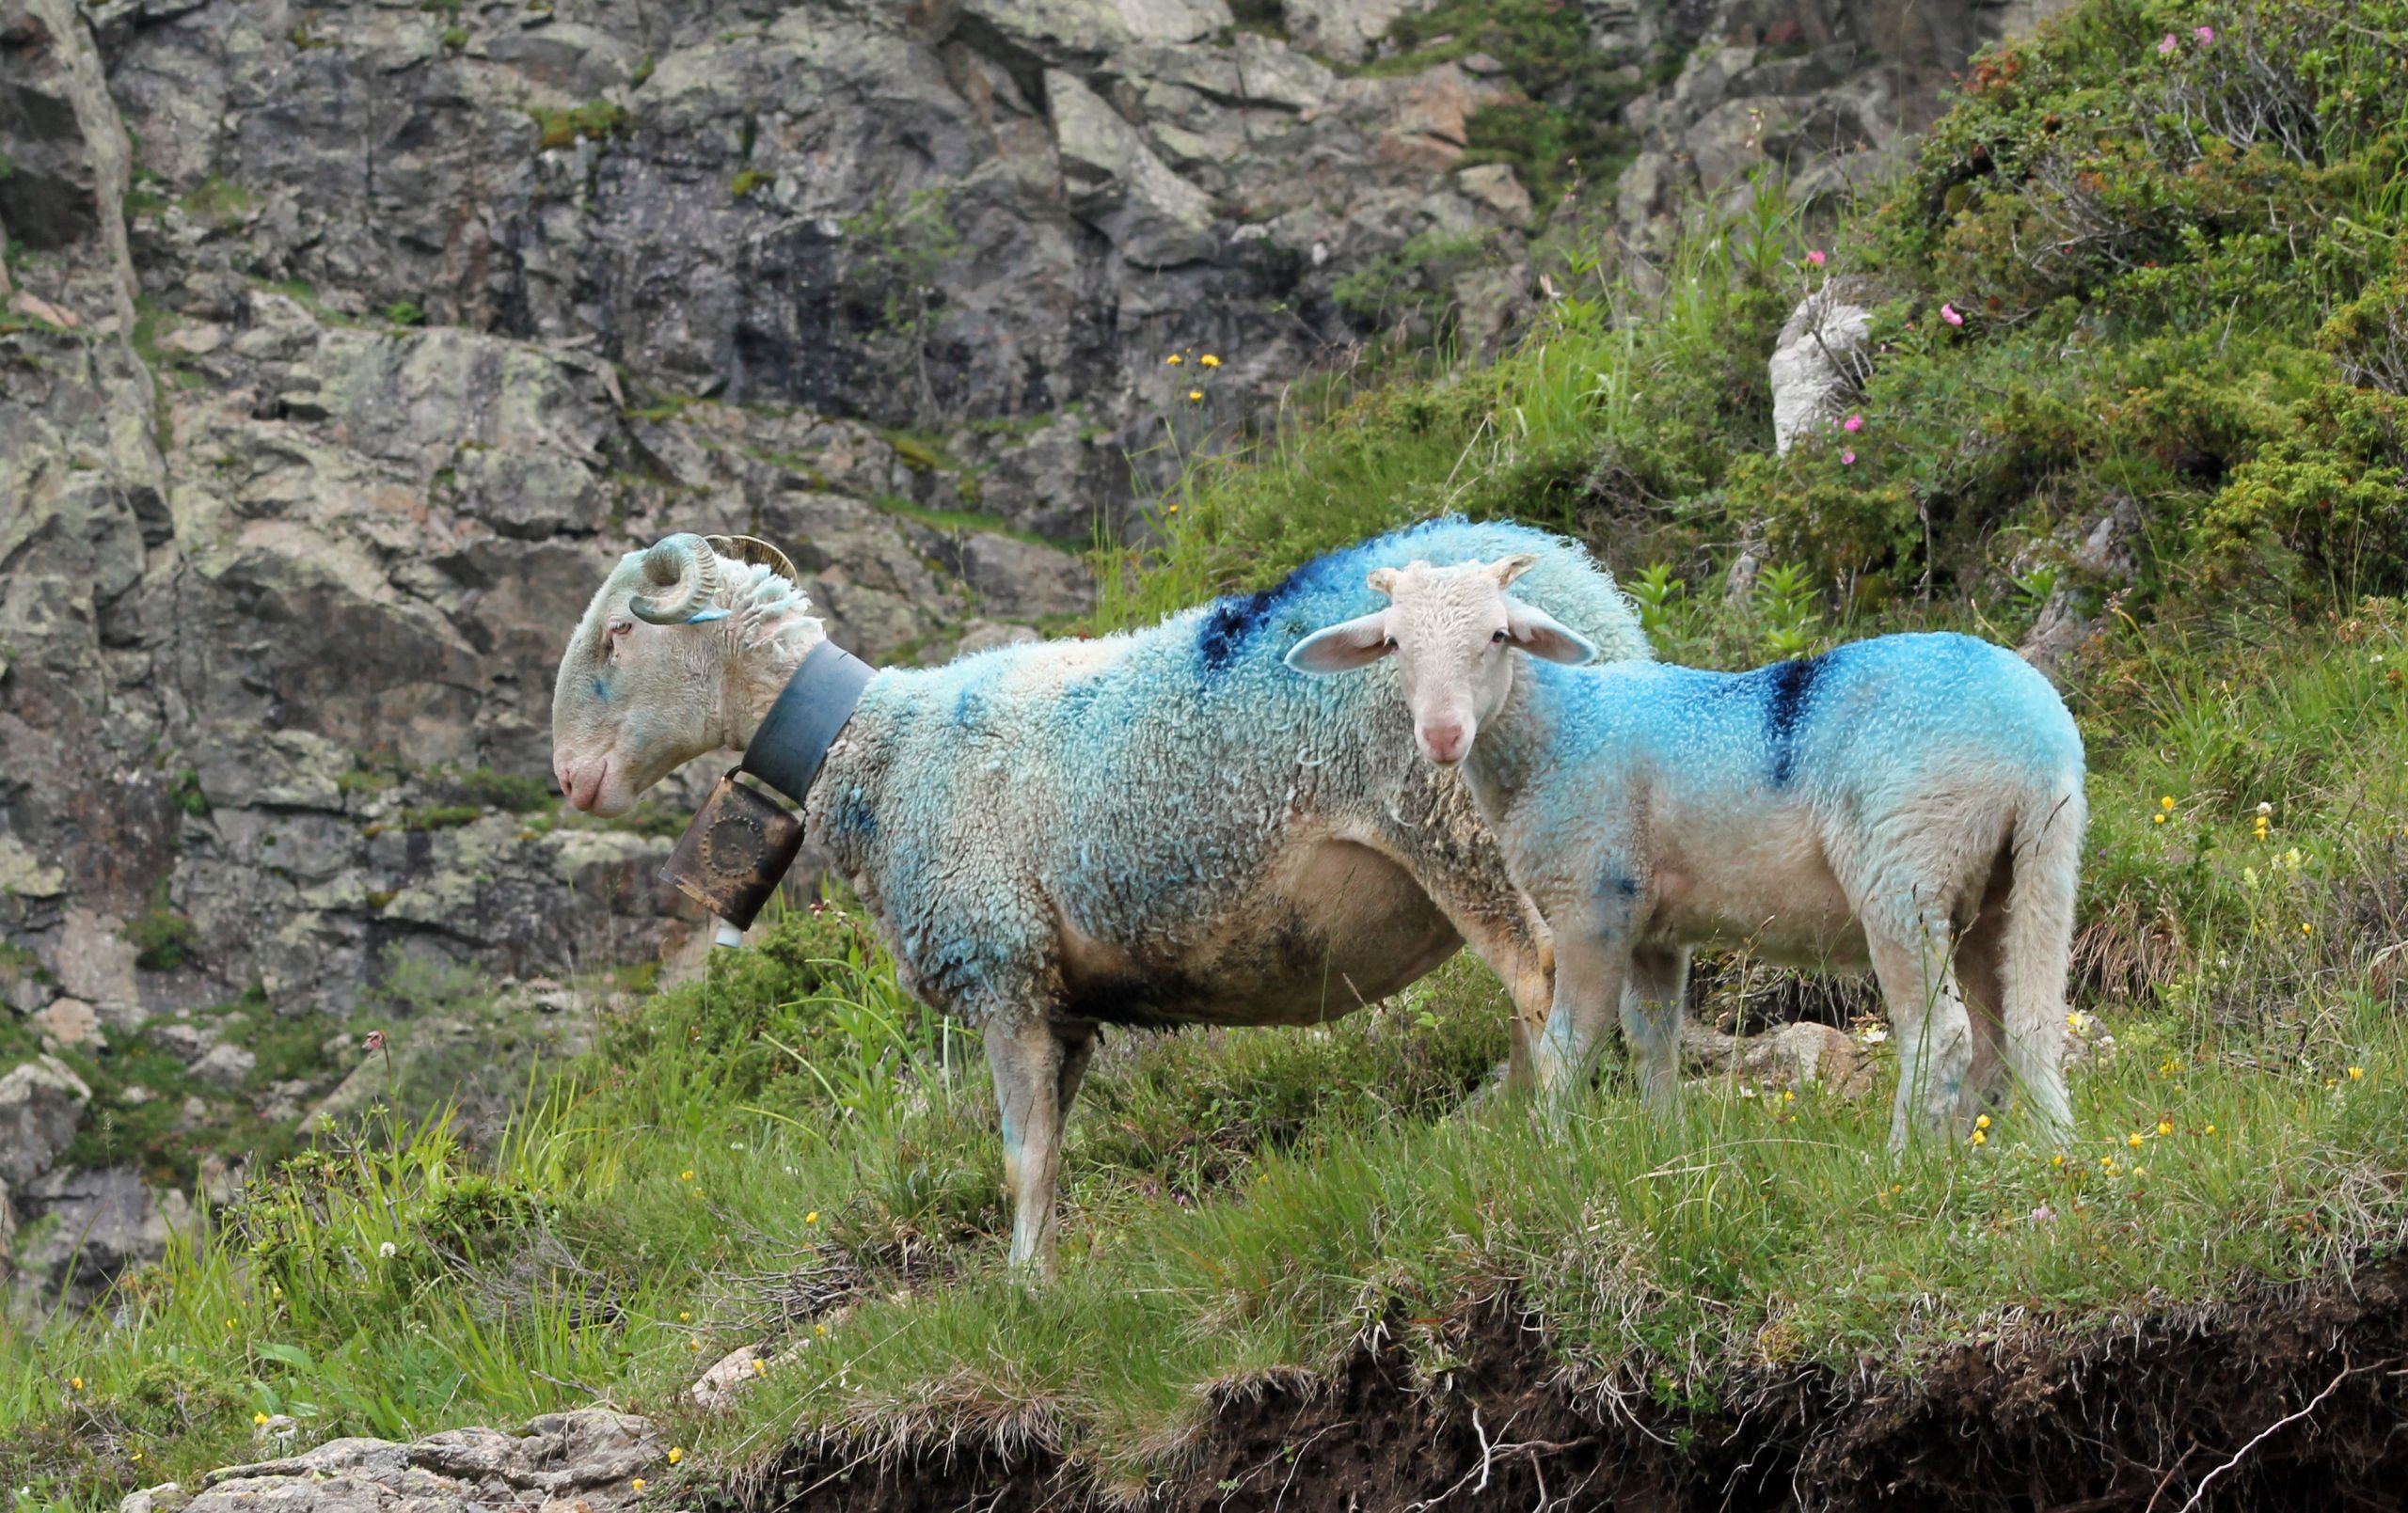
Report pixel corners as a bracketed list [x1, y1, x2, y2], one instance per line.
[550, 520, 1650, 1274]
[1286, 553, 2086, 1147]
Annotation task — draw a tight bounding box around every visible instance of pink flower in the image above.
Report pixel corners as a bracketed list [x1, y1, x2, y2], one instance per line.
[1843, 414, 1864, 433]
[2158, 32, 2178, 55]
[1941, 302, 1965, 326]
[2194, 25, 2214, 43]
[1840, 449, 1856, 465]
[1805, 249, 1827, 267]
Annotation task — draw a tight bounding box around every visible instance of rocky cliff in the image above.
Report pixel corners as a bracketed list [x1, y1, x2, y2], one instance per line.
[0, 0, 2060, 1305]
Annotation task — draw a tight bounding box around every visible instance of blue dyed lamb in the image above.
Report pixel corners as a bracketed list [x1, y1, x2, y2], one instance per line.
[1288, 553, 2086, 1146]
[551, 520, 1648, 1273]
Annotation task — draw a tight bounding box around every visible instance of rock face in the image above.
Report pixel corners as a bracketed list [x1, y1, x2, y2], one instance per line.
[121, 1410, 663, 1513]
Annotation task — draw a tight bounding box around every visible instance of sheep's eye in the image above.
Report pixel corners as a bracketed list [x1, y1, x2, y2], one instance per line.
[609, 621, 633, 638]
[1384, 636, 1398, 650]
[1491, 628, 1508, 645]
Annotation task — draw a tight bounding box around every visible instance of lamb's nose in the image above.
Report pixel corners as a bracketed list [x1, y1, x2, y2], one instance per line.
[1421, 722, 1468, 765]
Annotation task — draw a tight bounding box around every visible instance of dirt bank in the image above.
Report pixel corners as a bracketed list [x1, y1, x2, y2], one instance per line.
[745, 1255, 2408, 1512]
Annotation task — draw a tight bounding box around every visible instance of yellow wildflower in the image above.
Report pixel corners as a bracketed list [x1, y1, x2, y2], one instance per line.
[2152, 813, 2165, 825]
[1970, 1129, 1988, 1146]
[1164, 354, 1183, 365]
[678, 1310, 691, 1321]
[2349, 1065, 2365, 1080]
[805, 1211, 819, 1224]
[2157, 1120, 2174, 1136]
[2052, 1153, 2067, 1168]
[1199, 354, 1222, 368]
[681, 1170, 695, 1182]
[2301, 922, 2314, 936]
[1166, 502, 1180, 513]
[2160, 795, 2176, 812]
[815, 1321, 829, 1336]
[752, 1358, 768, 1375]
[2128, 1132, 2146, 1148]
[2205, 1123, 2216, 1135]
[254, 1411, 269, 1426]
[70, 1378, 83, 1392]
[1975, 1113, 1990, 1130]
[631, 1479, 646, 1494]
[668, 1447, 685, 1466]
[1187, 389, 1203, 402]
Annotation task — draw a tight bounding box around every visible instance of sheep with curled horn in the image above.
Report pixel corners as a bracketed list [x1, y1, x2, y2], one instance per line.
[550, 521, 1650, 1277]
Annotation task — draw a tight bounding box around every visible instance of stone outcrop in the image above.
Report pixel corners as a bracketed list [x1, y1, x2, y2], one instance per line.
[119, 1411, 663, 1513]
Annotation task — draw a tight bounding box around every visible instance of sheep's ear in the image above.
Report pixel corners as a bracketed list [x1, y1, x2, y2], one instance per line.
[1505, 601, 1598, 665]
[1489, 552, 1541, 587]
[1286, 611, 1394, 675]
[1366, 567, 1400, 596]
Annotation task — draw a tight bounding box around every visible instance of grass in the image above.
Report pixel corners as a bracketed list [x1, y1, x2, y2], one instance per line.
[7, 0, 2408, 1505]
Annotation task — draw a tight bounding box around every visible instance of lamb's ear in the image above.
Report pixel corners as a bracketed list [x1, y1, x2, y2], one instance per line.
[1366, 567, 1401, 597]
[1285, 611, 1394, 675]
[1505, 600, 1599, 665]
[1489, 552, 1541, 587]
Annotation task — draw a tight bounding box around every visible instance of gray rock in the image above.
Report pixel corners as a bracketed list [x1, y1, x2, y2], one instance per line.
[151, 1411, 659, 1513]
[0, 1055, 91, 1187]
[189, 1042, 257, 1093]
[690, 1345, 768, 1412]
[1769, 276, 1883, 454]
[1683, 1020, 1874, 1099]
[10, 1165, 189, 1311]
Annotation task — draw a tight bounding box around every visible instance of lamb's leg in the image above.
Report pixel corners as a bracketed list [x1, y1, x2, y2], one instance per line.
[1624, 944, 1689, 1112]
[1530, 926, 1630, 1117]
[1955, 906, 2011, 1112]
[1865, 922, 1975, 1149]
[987, 1011, 1076, 1281]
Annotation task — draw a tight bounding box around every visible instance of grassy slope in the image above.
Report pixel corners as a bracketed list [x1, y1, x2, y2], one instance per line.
[8, 0, 2408, 1504]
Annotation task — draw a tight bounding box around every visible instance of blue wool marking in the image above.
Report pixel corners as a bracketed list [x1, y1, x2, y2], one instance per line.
[687, 607, 730, 623]
[591, 678, 610, 701]
[1762, 654, 1825, 787]
[1194, 517, 1606, 678]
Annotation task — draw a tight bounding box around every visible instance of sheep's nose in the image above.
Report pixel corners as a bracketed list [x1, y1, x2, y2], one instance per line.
[1419, 721, 1469, 766]
[557, 758, 601, 812]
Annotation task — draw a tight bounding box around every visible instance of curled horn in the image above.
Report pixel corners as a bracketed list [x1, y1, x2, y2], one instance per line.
[705, 534, 800, 585]
[628, 533, 724, 624]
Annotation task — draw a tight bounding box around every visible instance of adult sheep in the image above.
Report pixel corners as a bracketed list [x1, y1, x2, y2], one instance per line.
[550, 519, 1648, 1275]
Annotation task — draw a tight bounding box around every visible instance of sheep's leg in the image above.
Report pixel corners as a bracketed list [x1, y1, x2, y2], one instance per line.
[1530, 926, 1630, 1117]
[1623, 944, 1689, 1112]
[1865, 921, 1975, 1149]
[987, 1012, 1078, 1281]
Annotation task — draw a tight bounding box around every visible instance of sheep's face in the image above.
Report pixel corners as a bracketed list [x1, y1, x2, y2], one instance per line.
[550, 539, 739, 816]
[1285, 555, 1597, 766]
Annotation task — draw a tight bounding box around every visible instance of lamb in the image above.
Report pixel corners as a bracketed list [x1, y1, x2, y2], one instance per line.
[549, 520, 1650, 1274]
[1286, 554, 2086, 1146]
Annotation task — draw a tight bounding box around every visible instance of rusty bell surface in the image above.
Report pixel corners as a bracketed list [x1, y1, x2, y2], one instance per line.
[659, 639, 879, 944]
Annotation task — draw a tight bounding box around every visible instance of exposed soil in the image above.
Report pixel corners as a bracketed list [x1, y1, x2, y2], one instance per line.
[744, 1254, 2408, 1512]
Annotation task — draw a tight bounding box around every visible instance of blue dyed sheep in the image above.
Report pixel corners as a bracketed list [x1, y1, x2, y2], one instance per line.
[550, 520, 1648, 1273]
[1288, 554, 2086, 1146]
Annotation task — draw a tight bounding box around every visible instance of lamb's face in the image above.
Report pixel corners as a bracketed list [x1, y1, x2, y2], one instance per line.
[550, 535, 736, 816]
[1286, 554, 1599, 766]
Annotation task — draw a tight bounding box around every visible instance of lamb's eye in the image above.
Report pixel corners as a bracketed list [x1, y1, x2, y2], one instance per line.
[1491, 628, 1508, 645]
[1384, 636, 1398, 650]
[609, 621, 633, 638]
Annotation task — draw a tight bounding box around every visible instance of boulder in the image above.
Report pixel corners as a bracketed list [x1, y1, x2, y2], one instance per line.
[0, 1055, 91, 1187]
[128, 1411, 661, 1513]
[1769, 276, 1884, 455]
